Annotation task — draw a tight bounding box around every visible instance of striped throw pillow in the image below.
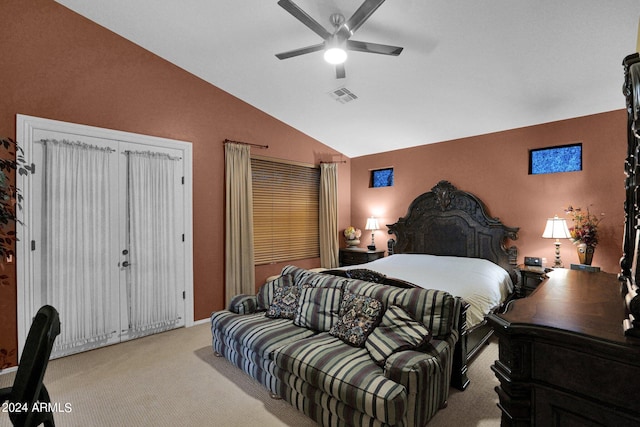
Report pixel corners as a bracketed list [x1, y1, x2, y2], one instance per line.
[365, 305, 431, 366]
[228, 295, 257, 314]
[293, 286, 342, 331]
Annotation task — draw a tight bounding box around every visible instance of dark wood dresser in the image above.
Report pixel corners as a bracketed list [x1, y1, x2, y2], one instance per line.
[488, 268, 640, 426]
[338, 248, 384, 266]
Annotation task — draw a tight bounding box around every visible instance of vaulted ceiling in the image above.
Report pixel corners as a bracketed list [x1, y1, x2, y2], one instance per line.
[55, 0, 639, 158]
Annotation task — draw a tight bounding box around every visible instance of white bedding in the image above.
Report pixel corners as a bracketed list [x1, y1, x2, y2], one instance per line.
[338, 254, 513, 329]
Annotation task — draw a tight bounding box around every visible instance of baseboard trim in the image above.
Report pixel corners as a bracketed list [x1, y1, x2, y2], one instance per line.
[0, 366, 18, 376]
[192, 317, 210, 326]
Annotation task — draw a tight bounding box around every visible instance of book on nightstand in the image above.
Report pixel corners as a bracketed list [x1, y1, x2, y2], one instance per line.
[570, 264, 600, 272]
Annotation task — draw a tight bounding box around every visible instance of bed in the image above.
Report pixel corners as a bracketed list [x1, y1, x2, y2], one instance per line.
[326, 180, 519, 389]
[335, 253, 513, 329]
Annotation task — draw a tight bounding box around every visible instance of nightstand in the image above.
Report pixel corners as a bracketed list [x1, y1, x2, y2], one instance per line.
[516, 264, 551, 297]
[339, 248, 385, 267]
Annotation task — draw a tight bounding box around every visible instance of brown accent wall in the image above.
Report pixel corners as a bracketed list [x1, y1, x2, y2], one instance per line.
[0, 0, 350, 368]
[0, 0, 626, 371]
[350, 111, 626, 276]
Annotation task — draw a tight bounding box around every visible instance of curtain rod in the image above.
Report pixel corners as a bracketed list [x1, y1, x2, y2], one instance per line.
[224, 139, 268, 149]
[123, 150, 182, 160]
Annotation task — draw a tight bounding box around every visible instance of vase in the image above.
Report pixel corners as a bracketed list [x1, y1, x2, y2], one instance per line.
[345, 239, 360, 247]
[576, 243, 595, 265]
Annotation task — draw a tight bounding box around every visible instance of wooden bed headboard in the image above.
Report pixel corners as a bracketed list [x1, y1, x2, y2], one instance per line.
[621, 53, 640, 337]
[387, 180, 519, 282]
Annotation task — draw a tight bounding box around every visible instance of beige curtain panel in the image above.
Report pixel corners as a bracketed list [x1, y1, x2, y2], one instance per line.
[224, 142, 256, 304]
[320, 163, 339, 268]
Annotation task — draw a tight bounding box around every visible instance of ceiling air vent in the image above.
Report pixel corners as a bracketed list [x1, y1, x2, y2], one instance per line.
[328, 87, 358, 104]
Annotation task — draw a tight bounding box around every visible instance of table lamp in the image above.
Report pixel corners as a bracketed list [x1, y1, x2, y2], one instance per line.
[365, 217, 379, 250]
[542, 215, 572, 268]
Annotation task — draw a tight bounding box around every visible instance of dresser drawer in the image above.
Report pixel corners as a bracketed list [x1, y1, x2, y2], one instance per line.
[339, 249, 384, 266]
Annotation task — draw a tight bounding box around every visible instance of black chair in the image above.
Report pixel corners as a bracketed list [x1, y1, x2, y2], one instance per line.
[0, 305, 60, 427]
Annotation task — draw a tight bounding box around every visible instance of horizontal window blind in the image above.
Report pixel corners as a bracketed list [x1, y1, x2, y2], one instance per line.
[251, 158, 320, 265]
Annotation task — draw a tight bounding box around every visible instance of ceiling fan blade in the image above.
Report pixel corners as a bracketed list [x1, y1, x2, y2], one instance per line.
[337, 0, 386, 39]
[336, 64, 346, 79]
[347, 40, 403, 56]
[275, 43, 325, 60]
[278, 0, 331, 40]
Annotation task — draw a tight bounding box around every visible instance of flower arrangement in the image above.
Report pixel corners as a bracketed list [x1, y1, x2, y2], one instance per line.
[565, 205, 602, 247]
[343, 226, 362, 240]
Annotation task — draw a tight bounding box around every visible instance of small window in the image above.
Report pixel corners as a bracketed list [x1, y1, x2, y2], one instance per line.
[529, 143, 582, 175]
[371, 168, 394, 187]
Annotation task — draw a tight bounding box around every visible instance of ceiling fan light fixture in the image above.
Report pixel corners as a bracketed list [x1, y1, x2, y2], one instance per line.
[324, 47, 347, 64]
[275, 0, 403, 78]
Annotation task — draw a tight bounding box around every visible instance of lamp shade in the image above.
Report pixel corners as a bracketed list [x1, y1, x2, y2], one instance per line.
[365, 217, 379, 231]
[542, 216, 571, 239]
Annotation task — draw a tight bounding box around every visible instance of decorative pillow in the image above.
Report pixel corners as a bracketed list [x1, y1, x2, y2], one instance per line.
[294, 286, 342, 331]
[265, 277, 300, 319]
[329, 291, 383, 347]
[365, 305, 432, 366]
[280, 265, 314, 287]
[257, 273, 293, 310]
[305, 273, 346, 289]
[228, 294, 257, 314]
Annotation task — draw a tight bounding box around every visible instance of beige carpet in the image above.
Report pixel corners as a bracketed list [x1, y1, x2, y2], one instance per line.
[0, 323, 501, 426]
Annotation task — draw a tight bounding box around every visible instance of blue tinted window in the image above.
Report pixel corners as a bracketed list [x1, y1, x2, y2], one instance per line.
[530, 144, 582, 175]
[371, 168, 394, 187]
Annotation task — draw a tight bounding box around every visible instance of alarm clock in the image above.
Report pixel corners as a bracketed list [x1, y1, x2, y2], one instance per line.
[524, 256, 542, 267]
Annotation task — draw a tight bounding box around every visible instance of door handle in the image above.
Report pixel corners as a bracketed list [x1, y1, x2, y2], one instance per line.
[122, 261, 130, 267]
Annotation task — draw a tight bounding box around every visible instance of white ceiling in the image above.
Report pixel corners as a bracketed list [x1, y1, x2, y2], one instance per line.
[55, 0, 640, 158]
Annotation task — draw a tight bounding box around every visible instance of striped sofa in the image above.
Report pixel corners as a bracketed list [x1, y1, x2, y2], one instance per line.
[210, 266, 462, 427]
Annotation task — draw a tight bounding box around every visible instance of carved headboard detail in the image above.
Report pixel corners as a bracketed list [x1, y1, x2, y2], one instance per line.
[387, 180, 519, 283]
[621, 53, 640, 337]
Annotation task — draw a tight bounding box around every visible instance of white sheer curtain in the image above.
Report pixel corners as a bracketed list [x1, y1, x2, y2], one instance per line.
[224, 142, 255, 304]
[44, 139, 116, 353]
[127, 151, 181, 335]
[320, 163, 339, 268]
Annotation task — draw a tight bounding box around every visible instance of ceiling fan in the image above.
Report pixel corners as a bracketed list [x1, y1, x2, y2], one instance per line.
[275, 0, 403, 79]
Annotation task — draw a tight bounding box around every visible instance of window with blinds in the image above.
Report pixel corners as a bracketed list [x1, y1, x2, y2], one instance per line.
[251, 157, 320, 265]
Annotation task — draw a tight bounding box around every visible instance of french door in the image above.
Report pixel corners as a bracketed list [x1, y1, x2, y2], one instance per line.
[16, 115, 193, 359]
